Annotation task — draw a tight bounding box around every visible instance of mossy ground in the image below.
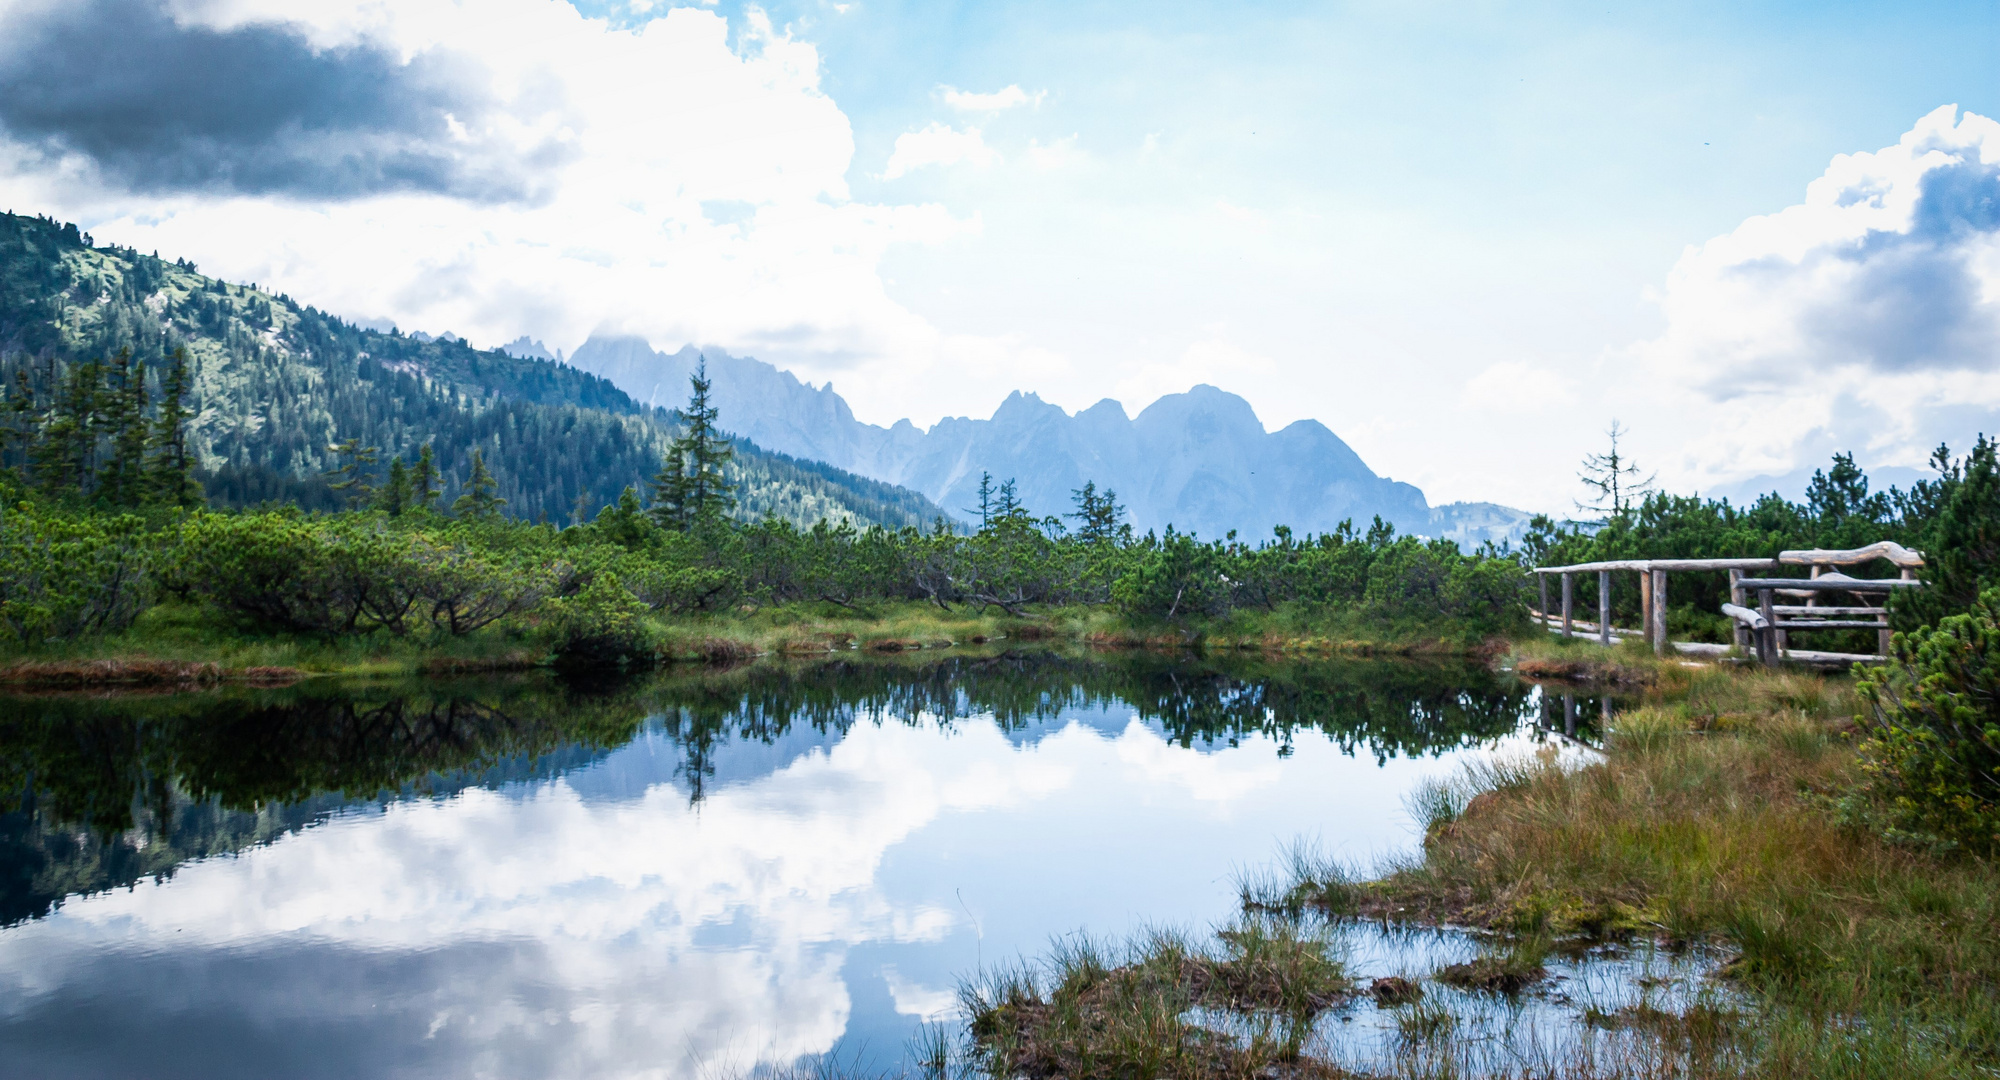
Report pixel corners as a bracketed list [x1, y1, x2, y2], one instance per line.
[1, 600, 1502, 683]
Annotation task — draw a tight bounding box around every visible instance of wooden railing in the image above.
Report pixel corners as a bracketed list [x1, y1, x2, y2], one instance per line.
[1532, 542, 1924, 665]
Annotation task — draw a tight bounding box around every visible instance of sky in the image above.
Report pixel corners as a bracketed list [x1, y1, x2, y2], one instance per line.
[0, 0, 1995, 511]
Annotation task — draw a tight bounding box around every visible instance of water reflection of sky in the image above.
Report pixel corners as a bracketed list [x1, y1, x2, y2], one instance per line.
[0, 701, 1523, 1080]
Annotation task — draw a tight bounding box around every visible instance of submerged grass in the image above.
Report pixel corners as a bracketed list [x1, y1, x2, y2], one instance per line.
[960, 917, 1354, 1080]
[1355, 662, 2000, 1078]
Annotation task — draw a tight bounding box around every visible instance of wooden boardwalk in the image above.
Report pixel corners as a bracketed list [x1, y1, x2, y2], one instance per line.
[1532, 542, 1924, 667]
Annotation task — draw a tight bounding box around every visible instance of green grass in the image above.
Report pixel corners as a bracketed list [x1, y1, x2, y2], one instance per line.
[961, 917, 1354, 1080]
[1356, 663, 2000, 1078]
[3, 600, 1510, 683]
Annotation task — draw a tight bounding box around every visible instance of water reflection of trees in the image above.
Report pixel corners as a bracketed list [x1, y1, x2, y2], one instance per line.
[0, 652, 1537, 926]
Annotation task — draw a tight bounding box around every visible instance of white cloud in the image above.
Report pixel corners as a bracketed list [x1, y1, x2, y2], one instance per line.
[881, 122, 1000, 179]
[1025, 134, 1085, 171]
[1113, 334, 1278, 409]
[0, 0, 1036, 426]
[940, 84, 1041, 112]
[1632, 105, 2000, 488]
[1460, 361, 1574, 410]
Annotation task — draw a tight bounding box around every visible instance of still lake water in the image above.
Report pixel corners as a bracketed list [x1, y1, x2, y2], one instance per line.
[0, 651, 1611, 1079]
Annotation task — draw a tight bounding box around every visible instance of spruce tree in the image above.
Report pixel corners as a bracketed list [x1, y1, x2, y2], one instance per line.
[1068, 481, 1127, 545]
[452, 449, 505, 519]
[33, 359, 102, 498]
[98, 349, 149, 507]
[649, 359, 734, 529]
[379, 456, 413, 516]
[147, 347, 202, 507]
[325, 438, 380, 508]
[412, 443, 440, 511]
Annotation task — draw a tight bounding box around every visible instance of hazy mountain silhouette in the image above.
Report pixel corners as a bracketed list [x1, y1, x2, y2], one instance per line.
[558, 336, 1526, 545]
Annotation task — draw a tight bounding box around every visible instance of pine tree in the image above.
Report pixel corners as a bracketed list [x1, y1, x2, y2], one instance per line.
[97, 349, 149, 507]
[1068, 481, 1127, 544]
[2, 369, 37, 483]
[452, 448, 505, 519]
[325, 437, 380, 508]
[33, 359, 102, 498]
[412, 443, 440, 511]
[649, 359, 734, 529]
[379, 456, 413, 516]
[971, 472, 995, 529]
[1577, 420, 1655, 518]
[147, 347, 202, 507]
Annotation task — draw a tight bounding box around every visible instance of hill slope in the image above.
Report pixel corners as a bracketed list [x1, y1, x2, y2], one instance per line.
[0, 213, 949, 528]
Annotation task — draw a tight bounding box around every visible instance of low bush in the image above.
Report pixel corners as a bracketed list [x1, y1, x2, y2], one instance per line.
[1856, 589, 2000, 854]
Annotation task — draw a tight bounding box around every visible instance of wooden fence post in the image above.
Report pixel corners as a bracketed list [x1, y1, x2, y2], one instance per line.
[1729, 569, 1748, 653]
[1561, 572, 1574, 639]
[1639, 569, 1653, 649]
[1758, 588, 1777, 666]
[1538, 573, 1549, 630]
[1598, 569, 1612, 647]
[1651, 569, 1668, 656]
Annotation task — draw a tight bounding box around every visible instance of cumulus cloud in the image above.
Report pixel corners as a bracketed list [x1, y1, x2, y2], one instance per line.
[1635, 105, 2000, 485]
[0, 0, 1041, 427]
[940, 84, 1041, 112]
[0, 0, 571, 201]
[881, 122, 1000, 179]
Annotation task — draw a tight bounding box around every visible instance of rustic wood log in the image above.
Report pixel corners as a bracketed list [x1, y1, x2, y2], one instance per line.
[1729, 569, 1748, 651]
[1721, 602, 1770, 629]
[1735, 576, 1925, 592]
[1651, 569, 1668, 656]
[1539, 575, 1549, 631]
[1598, 569, 1612, 647]
[1759, 588, 1777, 666]
[1640, 570, 1653, 649]
[1771, 605, 1888, 615]
[1535, 557, 1776, 573]
[1561, 572, 1574, 639]
[1778, 541, 1925, 569]
[1772, 619, 1899, 630]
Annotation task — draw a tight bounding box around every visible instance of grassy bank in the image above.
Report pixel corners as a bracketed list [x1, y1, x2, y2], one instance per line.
[964, 659, 2000, 1079]
[0, 600, 1503, 684]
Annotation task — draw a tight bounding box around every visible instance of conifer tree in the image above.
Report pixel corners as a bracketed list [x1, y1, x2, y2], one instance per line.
[379, 456, 413, 516]
[98, 349, 149, 507]
[972, 472, 995, 529]
[1068, 481, 1127, 545]
[412, 443, 440, 511]
[325, 438, 380, 508]
[147, 347, 201, 507]
[649, 359, 734, 529]
[1577, 420, 1655, 518]
[452, 449, 505, 519]
[34, 359, 102, 498]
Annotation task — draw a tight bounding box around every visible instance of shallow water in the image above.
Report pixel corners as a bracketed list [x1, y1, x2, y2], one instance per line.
[0, 651, 1626, 1079]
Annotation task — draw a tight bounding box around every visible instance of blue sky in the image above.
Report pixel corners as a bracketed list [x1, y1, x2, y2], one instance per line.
[3, 0, 1996, 508]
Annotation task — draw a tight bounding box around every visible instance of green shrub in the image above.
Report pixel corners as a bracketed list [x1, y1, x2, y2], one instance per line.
[1855, 589, 2000, 854]
[0, 505, 152, 644]
[545, 571, 658, 668]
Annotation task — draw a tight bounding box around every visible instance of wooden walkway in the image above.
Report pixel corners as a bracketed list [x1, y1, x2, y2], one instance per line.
[1532, 541, 1924, 666]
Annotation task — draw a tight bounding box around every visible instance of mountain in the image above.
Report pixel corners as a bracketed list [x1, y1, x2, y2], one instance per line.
[565, 336, 1528, 545]
[0, 213, 948, 528]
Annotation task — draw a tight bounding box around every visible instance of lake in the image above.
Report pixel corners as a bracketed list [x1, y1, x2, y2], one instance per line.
[0, 650, 1614, 1079]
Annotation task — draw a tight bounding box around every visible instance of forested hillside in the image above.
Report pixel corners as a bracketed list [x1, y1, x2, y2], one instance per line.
[0, 213, 948, 528]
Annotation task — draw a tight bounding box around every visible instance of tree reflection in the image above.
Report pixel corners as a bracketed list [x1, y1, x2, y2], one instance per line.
[0, 651, 1557, 926]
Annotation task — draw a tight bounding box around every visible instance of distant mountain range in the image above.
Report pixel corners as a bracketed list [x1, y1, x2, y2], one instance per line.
[548, 335, 1530, 546]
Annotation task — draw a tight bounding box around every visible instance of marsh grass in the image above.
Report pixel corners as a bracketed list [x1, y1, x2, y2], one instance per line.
[1356, 664, 2000, 1078]
[960, 918, 1354, 1080]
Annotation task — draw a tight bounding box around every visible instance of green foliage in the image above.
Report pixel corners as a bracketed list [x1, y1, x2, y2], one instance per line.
[451, 449, 505, 520]
[1856, 589, 2000, 854]
[0, 504, 151, 644]
[648, 359, 735, 530]
[545, 567, 657, 668]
